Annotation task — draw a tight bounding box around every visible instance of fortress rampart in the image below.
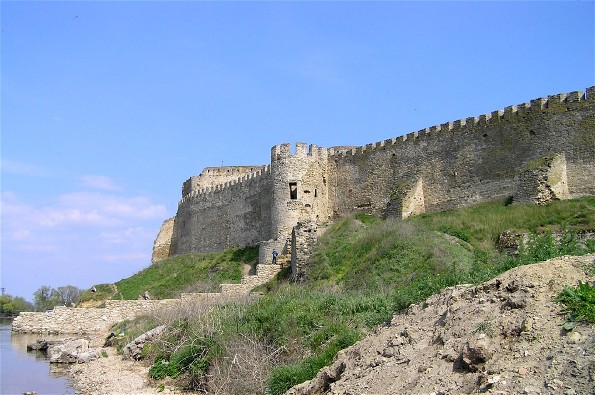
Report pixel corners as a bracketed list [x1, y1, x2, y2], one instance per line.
[155, 87, 595, 266]
[170, 165, 274, 255]
[12, 264, 280, 334]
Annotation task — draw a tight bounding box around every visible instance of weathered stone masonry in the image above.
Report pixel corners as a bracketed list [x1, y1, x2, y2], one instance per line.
[14, 87, 594, 335]
[12, 263, 280, 334]
[159, 86, 595, 273]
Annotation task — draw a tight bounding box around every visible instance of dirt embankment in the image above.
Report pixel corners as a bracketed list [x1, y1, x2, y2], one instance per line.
[288, 254, 594, 395]
[68, 255, 594, 395]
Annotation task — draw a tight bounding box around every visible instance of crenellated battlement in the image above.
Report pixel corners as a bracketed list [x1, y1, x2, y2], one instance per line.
[271, 142, 329, 162]
[179, 165, 271, 206]
[165, 86, 594, 261]
[328, 87, 593, 161]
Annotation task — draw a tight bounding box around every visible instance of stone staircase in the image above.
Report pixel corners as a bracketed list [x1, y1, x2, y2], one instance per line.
[220, 260, 283, 295]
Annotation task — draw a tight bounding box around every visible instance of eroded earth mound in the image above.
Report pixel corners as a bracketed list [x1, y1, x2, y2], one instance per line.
[288, 255, 595, 395]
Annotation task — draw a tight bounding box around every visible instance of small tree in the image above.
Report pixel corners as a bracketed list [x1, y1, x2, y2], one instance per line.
[55, 285, 81, 306]
[0, 294, 33, 316]
[33, 285, 82, 311]
[33, 285, 58, 311]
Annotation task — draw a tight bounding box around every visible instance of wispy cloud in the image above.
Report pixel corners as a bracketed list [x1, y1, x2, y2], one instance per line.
[102, 252, 150, 263]
[100, 227, 155, 245]
[79, 175, 123, 191]
[1, 190, 168, 236]
[0, 158, 51, 177]
[58, 192, 168, 221]
[1, 188, 169, 296]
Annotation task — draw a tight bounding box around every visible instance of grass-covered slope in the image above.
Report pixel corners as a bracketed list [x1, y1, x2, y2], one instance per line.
[108, 197, 594, 395]
[114, 246, 258, 300]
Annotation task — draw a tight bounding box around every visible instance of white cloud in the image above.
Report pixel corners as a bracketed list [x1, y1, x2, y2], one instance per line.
[1, 190, 168, 233]
[100, 227, 155, 245]
[11, 229, 33, 240]
[58, 192, 168, 221]
[102, 252, 150, 263]
[79, 175, 123, 191]
[0, 158, 51, 177]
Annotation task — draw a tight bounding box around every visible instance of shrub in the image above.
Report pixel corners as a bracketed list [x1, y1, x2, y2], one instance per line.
[555, 281, 595, 330]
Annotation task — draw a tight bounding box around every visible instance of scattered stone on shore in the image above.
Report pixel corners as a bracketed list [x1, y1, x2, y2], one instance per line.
[49, 338, 102, 364]
[122, 324, 167, 360]
[28, 337, 103, 364]
[27, 338, 71, 352]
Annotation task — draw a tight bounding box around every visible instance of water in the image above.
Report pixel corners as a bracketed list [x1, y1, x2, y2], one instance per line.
[0, 319, 76, 395]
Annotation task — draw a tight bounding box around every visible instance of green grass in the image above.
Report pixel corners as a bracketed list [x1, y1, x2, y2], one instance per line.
[78, 283, 117, 305]
[114, 197, 594, 394]
[556, 281, 595, 330]
[113, 246, 258, 300]
[411, 196, 595, 252]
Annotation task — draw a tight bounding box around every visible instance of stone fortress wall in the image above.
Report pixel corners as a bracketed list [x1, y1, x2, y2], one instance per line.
[15, 87, 593, 335]
[163, 86, 595, 266]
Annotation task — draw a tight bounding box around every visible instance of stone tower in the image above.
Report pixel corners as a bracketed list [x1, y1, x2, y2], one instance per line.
[270, 142, 331, 241]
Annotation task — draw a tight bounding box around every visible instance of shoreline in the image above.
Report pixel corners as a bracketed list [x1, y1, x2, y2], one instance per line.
[65, 332, 183, 395]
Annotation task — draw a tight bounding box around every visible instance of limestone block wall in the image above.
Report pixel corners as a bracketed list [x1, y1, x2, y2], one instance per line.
[220, 263, 281, 295]
[291, 220, 319, 281]
[515, 153, 570, 205]
[328, 87, 595, 218]
[13, 264, 282, 335]
[270, 143, 330, 241]
[11, 300, 177, 335]
[170, 166, 273, 255]
[152, 217, 175, 264]
[160, 86, 594, 263]
[183, 166, 268, 196]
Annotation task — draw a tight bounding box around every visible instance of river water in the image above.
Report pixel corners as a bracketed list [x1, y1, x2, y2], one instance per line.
[0, 319, 76, 395]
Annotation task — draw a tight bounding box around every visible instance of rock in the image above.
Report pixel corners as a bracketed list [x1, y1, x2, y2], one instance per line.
[503, 294, 527, 309]
[382, 346, 398, 357]
[122, 325, 167, 360]
[48, 339, 101, 363]
[27, 338, 69, 351]
[459, 336, 494, 372]
[286, 360, 346, 395]
[522, 317, 533, 332]
[523, 386, 542, 395]
[496, 231, 522, 255]
[566, 331, 581, 344]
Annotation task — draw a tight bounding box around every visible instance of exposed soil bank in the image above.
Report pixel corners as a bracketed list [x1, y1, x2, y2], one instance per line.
[288, 255, 595, 395]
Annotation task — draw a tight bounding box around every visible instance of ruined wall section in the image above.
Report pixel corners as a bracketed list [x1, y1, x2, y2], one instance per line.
[328, 87, 595, 218]
[151, 217, 175, 264]
[170, 166, 273, 255]
[270, 143, 331, 241]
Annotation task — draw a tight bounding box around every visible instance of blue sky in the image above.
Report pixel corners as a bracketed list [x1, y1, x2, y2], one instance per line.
[1, 1, 594, 301]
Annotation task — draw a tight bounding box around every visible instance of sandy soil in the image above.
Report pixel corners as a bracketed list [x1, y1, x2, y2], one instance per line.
[67, 336, 184, 395]
[287, 254, 595, 395]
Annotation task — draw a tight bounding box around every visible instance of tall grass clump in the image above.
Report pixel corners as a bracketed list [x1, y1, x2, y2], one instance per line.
[411, 196, 595, 252]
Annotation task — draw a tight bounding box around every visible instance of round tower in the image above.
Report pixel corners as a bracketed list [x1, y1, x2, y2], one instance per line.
[270, 142, 330, 241]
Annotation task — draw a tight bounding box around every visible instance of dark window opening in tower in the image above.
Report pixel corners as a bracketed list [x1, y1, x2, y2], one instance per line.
[289, 182, 298, 199]
[315, 189, 318, 197]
